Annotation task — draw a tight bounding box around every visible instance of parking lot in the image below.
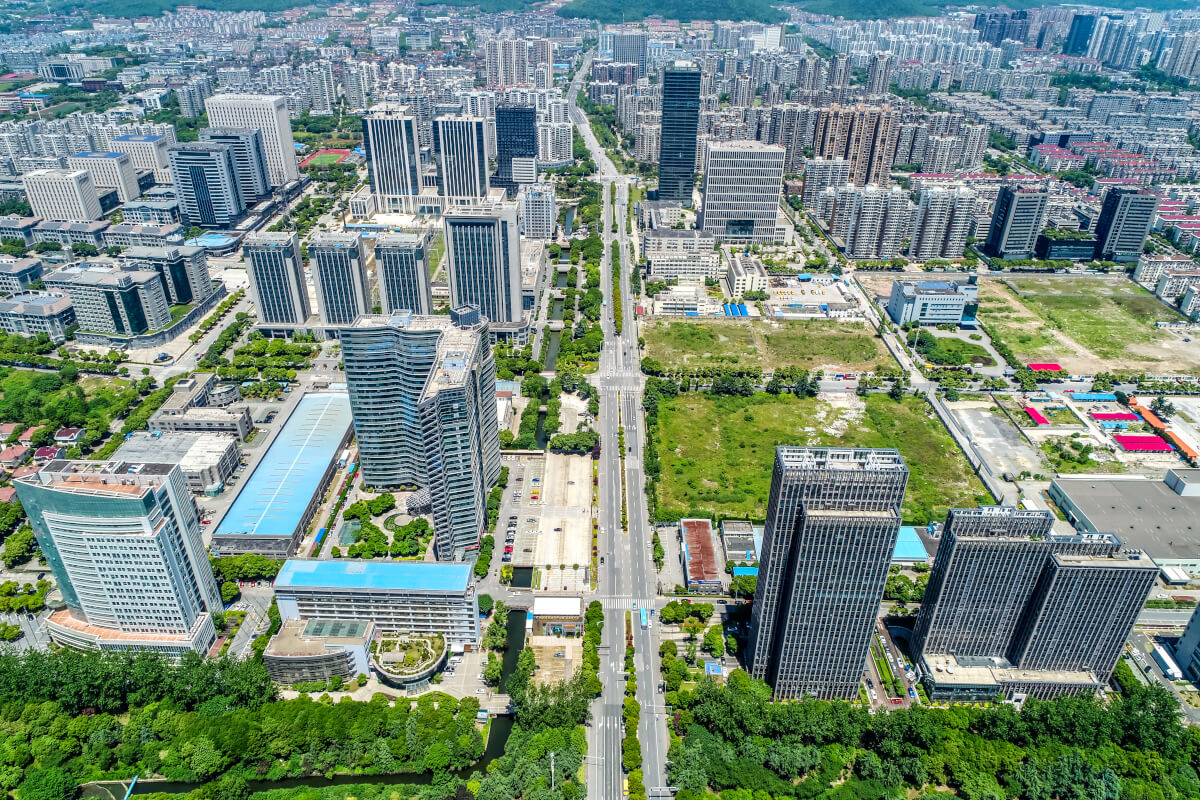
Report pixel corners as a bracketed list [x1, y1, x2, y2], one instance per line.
[501, 453, 592, 592]
[530, 634, 581, 686]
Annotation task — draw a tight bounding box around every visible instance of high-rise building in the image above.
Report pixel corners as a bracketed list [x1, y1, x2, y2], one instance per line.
[1094, 186, 1159, 263]
[536, 121, 573, 167]
[167, 142, 247, 229]
[813, 104, 897, 186]
[611, 32, 649, 79]
[434, 116, 490, 204]
[494, 106, 537, 197]
[123, 244, 214, 306]
[67, 151, 140, 203]
[1064, 14, 1098, 56]
[910, 187, 974, 261]
[658, 62, 701, 206]
[985, 185, 1049, 260]
[204, 94, 298, 187]
[375, 232, 432, 315]
[914, 507, 1157, 700]
[443, 202, 523, 325]
[519, 183, 556, 239]
[802, 157, 851, 208]
[340, 307, 501, 559]
[113, 133, 172, 185]
[865, 54, 893, 94]
[199, 127, 271, 207]
[310, 233, 369, 327]
[22, 169, 102, 222]
[833, 184, 911, 260]
[748, 447, 908, 699]
[700, 140, 785, 244]
[363, 103, 423, 213]
[243, 232, 310, 327]
[16, 460, 222, 660]
[45, 263, 172, 335]
[485, 39, 529, 87]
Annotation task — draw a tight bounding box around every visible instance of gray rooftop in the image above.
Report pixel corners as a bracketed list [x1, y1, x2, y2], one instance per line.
[1052, 475, 1200, 559]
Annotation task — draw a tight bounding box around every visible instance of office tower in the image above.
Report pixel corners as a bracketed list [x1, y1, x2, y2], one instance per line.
[910, 187, 974, 261]
[123, 244, 214, 306]
[22, 169, 102, 221]
[45, 263, 172, 335]
[243, 232, 310, 326]
[485, 39, 528, 87]
[340, 307, 500, 559]
[813, 104, 897, 186]
[612, 32, 649, 78]
[204, 94, 298, 187]
[700, 140, 785, 244]
[802, 157, 850, 208]
[866, 55, 893, 94]
[16, 460, 222, 659]
[748, 447, 908, 699]
[985, 185, 1049, 260]
[310, 233, 369, 327]
[1064, 14, 1098, 56]
[519, 184, 556, 239]
[914, 507, 1157, 699]
[199, 127, 270, 207]
[1094, 187, 1159, 263]
[167, 142, 247, 229]
[434, 116, 490, 203]
[113, 133, 172, 185]
[67, 151, 140, 203]
[362, 103, 423, 213]
[494, 106, 537, 197]
[658, 62, 701, 206]
[375, 232, 431, 315]
[443, 203, 522, 325]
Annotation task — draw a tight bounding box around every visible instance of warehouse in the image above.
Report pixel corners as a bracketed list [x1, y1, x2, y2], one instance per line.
[273, 560, 480, 648]
[211, 392, 353, 556]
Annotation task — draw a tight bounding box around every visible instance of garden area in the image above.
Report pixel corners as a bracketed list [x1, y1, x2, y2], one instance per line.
[332, 493, 433, 559]
[641, 319, 892, 376]
[648, 386, 990, 524]
[978, 276, 1200, 374]
[372, 633, 445, 681]
[905, 328, 995, 367]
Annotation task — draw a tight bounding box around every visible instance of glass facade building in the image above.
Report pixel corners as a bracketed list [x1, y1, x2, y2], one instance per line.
[657, 63, 701, 206]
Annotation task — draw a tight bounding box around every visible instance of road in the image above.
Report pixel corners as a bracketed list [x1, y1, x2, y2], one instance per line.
[573, 54, 670, 800]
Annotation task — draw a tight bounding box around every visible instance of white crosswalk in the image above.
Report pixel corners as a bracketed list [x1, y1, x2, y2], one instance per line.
[595, 597, 653, 611]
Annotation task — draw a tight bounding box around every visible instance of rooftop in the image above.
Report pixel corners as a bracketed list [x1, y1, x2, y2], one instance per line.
[532, 596, 583, 617]
[115, 431, 236, 470]
[212, 393, 352, 541]
[681, 518, 720, 582]
[275, 558, 473, 594]
[265, 618, 372, 657]
[777, 446, 907, 473]
[71, 151, 127, 160]
[1052, 475, 1200, 559]
[0, 291, 70, 316]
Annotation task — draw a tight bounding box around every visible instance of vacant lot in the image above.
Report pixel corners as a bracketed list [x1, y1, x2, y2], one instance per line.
[642, 318, 893, 373]
[654, 391, 990, 524]
[978, 276, 1200, 374]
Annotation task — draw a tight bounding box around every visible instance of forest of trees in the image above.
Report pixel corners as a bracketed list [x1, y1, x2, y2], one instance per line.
[666, 666, 1197, 800]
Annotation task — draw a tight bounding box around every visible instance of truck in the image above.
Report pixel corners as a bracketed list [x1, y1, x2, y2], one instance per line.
[1152, 644, 1183, 681]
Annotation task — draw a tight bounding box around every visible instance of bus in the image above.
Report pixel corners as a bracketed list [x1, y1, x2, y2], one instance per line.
[640, 607, 648, 630]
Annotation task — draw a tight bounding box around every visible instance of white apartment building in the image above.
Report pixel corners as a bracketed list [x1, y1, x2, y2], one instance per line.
[23, 169, 103, 222]
[519, 183, 556, 239]
[204, 94, 299, 186]
[537, 121, 573, 167]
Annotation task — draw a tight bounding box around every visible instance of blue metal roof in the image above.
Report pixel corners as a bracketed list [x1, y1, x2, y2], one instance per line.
[276, 559, 472, 592]
[732, 566, 758, 577]
[893, 526, 930, 561]
[213, 393, 352, 541]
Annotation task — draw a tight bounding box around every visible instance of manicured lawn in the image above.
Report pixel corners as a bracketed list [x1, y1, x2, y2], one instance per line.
[642, 319, 892, 373]
[654, 391, 991, 524]
[911, 332, 995, 367]
[306, 152, 345, 166]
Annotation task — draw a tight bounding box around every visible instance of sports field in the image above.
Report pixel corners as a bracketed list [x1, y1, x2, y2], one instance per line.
[641, 318, 893, 373]
[300, 149, 350, 168]
[978, 276, 1200, 374]
[653, 391, 990, 524]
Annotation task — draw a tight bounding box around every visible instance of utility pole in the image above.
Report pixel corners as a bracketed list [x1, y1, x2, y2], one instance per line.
[550, 751, 556, 789]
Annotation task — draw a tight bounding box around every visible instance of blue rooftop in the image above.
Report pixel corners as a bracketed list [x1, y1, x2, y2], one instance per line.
[186, 233, 238, 248]
[893, 526, 930, 562]
[732, 566, 758, 577]
[73, 151, 125, 159]
[213, 393, 352, 541]
[275, 559, 473, 593]
[113, 134, 165, 142]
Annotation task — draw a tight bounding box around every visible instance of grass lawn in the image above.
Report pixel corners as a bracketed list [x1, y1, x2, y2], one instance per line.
[306, 152, 346, 166]
[654, 391, 991, 524]
[913, 333, 995, 367]
[979, 276, 1194, 370]
[642, 318, 893, 373]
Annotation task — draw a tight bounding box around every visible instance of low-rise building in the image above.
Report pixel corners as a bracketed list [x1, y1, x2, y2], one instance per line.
[1133, 253, 1196, 286]
[274, 560, 480, 649]
[724, 250, 769, 297]
[103, 223, 185, 249]
[263, 618, 373, 684]
[681, 518, 722, 594]
[652, 284, 724, 316]
[530, 596, 584, 635]
[33, 220, 109, 249]
[643, 230, 720, 282]
[886, 278, 979, 326]
[114, 431, 239, 493]
[0, 291, 76, 340]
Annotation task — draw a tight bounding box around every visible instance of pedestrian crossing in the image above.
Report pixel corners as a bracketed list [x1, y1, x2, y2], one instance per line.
[594, 597, 654, 611]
